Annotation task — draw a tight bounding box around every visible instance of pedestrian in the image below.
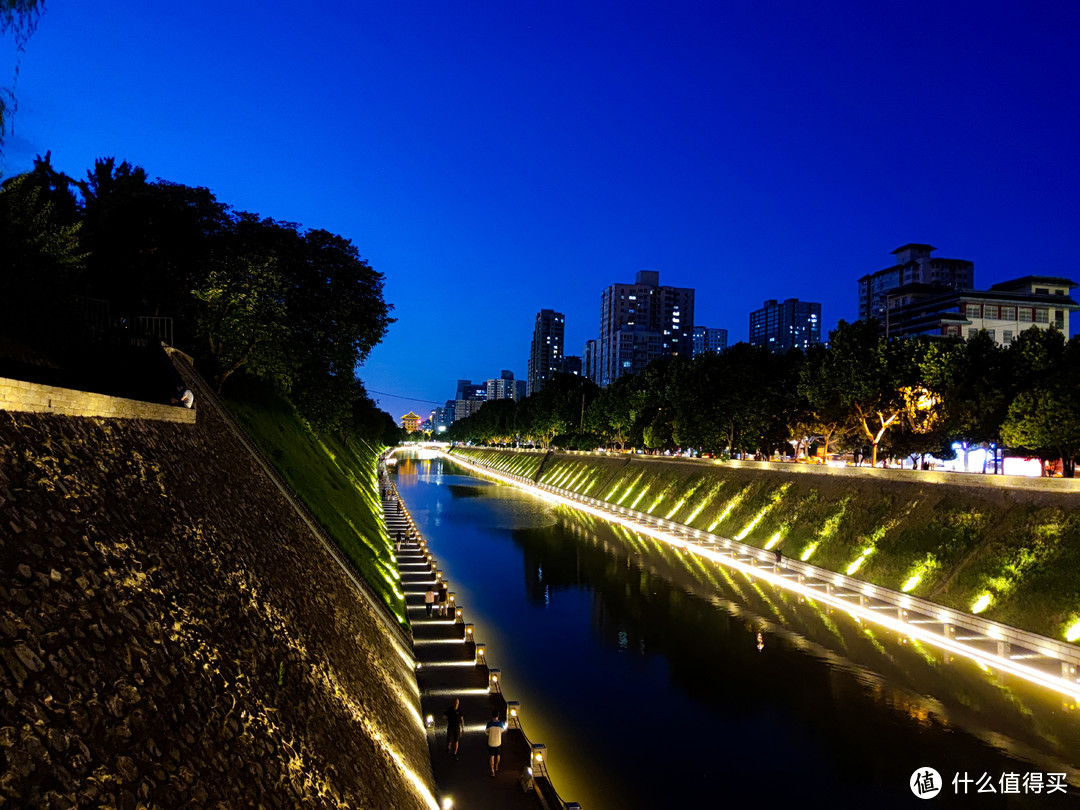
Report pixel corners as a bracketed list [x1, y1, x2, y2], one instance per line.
[396, 530, 403, 548]
[486, 711, 507, 776]
[444, 698, 464, 759]
[438, 583, 449, 617]
[425, 587, 435, 617]
[397, 501, 402, 514]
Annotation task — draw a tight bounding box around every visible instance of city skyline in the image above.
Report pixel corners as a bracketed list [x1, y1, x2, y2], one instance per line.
[4, 2, 1078, 420]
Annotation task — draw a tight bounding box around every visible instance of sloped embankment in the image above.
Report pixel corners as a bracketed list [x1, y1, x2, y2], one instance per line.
[451, 448, 1080, 642]
[0, 404, 434, 807]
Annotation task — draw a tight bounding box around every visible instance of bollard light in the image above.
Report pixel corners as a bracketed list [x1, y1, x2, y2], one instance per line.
[448, 592, 456, 606]
[455, 607, 463, 621]
[531, 743, 548, 777]
[489, 668, 501, 693]
[464, 623, 474, 640]
[425, 714, 434, 728]
[506, 700, 520, 727]
[441, 798, 453, 810]
[475, 643, 486, 664]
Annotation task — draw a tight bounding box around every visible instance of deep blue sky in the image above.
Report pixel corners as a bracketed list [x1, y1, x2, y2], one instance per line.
[5, 1, 1079, 420]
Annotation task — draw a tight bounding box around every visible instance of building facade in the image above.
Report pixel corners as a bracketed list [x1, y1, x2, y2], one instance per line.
[486, 370, 527, 402]
[582, 339, 598, 383]
[692, 326, 728, 356]
[597, 271, 695, 387]
[884, 275, 1077, 345]
[749, 298, 821, 354]
[859, 244, 974, 325]
[527, 309, 565, 396]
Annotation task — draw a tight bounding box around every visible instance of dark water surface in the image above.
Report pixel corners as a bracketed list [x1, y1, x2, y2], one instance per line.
[392, 455, 1080, 808]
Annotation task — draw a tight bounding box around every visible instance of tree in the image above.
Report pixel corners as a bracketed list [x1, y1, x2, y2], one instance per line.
[824, 320, 927, 466]
[191, 249, 289, 390]
[0, 171, 84, 346]
[0, 0, 43, 143]
[1001, 388, 1080, 477]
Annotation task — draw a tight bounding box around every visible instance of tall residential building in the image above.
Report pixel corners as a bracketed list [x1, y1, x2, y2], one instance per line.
[455, 379, 486, 401]
[884, 275, 1078, 346]
[486, 370, 527, 402]
[692, 326, 728, 357]
[859, 244, 974, 325]
[749, 298, 821, 354]
[560, 355, 582, 376]
[582, 339, 598, 383]
[527, 309, 565, 396]
[597, 270, 695, 387]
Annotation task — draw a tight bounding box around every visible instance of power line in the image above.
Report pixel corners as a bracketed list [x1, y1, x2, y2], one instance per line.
[366, 389, 446, 406]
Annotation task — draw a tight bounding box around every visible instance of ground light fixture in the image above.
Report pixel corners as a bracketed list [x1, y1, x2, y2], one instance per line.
[446, 453, 1080, 702]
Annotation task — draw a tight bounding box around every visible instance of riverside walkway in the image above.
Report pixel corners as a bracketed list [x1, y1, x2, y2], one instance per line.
[381, 483, 573, 810]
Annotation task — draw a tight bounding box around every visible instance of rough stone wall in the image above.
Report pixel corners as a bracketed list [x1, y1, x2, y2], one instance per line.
[0, 377, 196, 424]
[0, 406, 435, 807]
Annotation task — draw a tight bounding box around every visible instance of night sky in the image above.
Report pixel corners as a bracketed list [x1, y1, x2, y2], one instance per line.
[4, 1, 1078, 420]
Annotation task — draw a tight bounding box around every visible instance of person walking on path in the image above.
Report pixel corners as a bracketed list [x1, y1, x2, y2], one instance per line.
[444, 699, 464, 759]
[424, 587, 436, 617]
[438, 583, 449, 617]
[485, 711, 507, 776]
[397, 500, 402, 514]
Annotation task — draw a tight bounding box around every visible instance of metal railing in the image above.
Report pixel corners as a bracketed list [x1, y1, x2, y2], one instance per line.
[452, 451, 1080, 697]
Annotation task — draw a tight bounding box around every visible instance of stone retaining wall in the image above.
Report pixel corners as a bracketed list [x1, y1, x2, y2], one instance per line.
[0, 398, 434, 806]
[0, 376, 195, 424]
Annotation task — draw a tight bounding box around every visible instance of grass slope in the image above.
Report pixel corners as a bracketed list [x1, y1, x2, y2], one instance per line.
[224, 379, 406, 625]
[454, 448, 1080, 641]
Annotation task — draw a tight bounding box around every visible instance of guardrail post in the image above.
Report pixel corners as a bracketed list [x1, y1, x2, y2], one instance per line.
[530, 744, 548, 778]
[506, 700, 521, 728]
[1063, 662, 1077, 680]
[997, 640, 1010, 658]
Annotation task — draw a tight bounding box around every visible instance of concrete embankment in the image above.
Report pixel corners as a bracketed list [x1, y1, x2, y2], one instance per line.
[450, 448, 1080, 642]
[0, 389, 435, 806]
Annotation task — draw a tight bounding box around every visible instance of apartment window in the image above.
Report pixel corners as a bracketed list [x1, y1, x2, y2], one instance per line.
[965, 303, 982, 318]
[968, 328, 979, 339]
[1055, 310, 1065, 329]
[1035, 287, 1049, 294]
[1000, 306, 1016, 320]
[983, 305, 999, 319]
[1019, 307, 1033, 322]
[1034, 309, 1049, 324]
[985, 329, 995, 342]
[1003, 330, 1013, 344]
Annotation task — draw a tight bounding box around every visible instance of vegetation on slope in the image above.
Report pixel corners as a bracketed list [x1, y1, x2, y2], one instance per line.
[226, 376, 406, 625]
[454, 448, 1080, 642]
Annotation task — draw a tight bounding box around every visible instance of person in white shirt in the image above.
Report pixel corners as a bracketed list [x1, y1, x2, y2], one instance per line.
[485, 711, 508, 776]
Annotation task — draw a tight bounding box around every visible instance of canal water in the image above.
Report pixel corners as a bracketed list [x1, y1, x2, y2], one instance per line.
[392, 454, 1080, 808]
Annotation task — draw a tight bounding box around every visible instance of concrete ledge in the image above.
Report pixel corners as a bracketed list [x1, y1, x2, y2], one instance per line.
[0, 376, 196, 424]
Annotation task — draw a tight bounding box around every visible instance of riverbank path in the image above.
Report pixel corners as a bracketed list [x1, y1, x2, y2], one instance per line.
[383, 491, 547, 810]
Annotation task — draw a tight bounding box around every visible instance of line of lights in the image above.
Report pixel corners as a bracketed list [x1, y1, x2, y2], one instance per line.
[446, 452, 1080, 702]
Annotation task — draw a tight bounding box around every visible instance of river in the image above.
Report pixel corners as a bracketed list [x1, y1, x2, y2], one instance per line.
[391, 453, 1080, 808]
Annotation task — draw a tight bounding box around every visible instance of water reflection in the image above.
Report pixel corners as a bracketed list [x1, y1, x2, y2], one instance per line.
[396, 456, 1080, 808]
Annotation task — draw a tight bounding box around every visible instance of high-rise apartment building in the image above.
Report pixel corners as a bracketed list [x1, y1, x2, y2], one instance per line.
[692, 326, 728, 357]
[749, 298, 821, 354]
[486, 370, 527, 402]
[559, 356, 582, 376]
[527, 309, 565, 396]
[859, 244, 974, 325]
[597, 271, 695, 387]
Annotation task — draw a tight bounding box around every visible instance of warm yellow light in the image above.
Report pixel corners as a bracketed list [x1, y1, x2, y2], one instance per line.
[534, 753, 543, 762]
[1065, 619, 1080, 643]
[902, 575, 920, 593]
[510, 708, 517, 716]
[972, 593, 992, 614]
[442, 799, 453, 810]
[800, 543, 818, 562]
[764, 532, 782, 550]
[847, 558, 864, 575]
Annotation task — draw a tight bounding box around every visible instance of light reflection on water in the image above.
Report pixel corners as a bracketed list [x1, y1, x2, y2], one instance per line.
[393, 455, 1080, 808]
